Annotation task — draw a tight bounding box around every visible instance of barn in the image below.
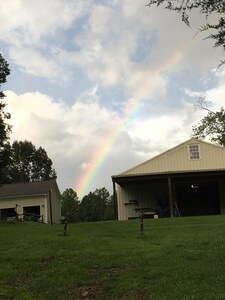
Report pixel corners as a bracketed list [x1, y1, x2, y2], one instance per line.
[112, 138, 225, 220]
[0, 180, 61, 224]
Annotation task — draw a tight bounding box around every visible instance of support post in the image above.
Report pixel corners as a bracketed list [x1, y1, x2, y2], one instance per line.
[63, 214, 68, 236]
[168, 177, 173, 218]
[113, 180, 118, 220]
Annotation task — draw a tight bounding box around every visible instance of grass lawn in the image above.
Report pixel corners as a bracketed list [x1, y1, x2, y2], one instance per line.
[1, 216, 225, 299]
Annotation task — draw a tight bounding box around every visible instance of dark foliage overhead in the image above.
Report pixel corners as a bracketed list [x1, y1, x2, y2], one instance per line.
[192, 97, 225, 146]
[0, 53, 11, 183]
[147, 0, 225, 65]
[8, 140, 57, 183]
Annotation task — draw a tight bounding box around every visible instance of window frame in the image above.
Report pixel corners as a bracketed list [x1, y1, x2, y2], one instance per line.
[189, 144, 200, 160]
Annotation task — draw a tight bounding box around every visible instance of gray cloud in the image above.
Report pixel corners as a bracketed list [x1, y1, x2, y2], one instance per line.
[1, 0, 225, 197]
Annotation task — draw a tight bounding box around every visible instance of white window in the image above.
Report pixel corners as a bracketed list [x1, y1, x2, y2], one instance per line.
[189, 144, 200, 160]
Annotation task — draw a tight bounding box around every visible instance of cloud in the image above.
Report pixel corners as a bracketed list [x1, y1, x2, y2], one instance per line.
[5, 89, 206, 196]
[1, 0, 222, 93]
[0, 0, 90, 80]
[126, 99, 205, 157]
[0, 0, 88, 43]
[8, 47, 66, 80]
[1, 0, 225, 198]
[59, 1, 221, 100]
[185, 67, 225, 110]
[5, 90, 124, 194]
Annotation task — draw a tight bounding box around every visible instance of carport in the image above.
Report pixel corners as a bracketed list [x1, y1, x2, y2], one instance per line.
[113, 170, 225, 219]
[112, 139, 225, 220]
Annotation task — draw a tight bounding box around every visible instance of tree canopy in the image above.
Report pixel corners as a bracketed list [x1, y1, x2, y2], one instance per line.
[61, 187, 115, 222]
[79, 188, 109, 222]
[61, 188, 79, 223]
[0, 53, 11, 144]
[147, 0, 225, 65]
[192, 102, 225, 146]
[0, 53, 10, 99]
[8, 140, 57, 183]
[0, 53, 11, 183]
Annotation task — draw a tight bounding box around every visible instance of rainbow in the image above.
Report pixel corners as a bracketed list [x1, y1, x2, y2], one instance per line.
[76, 40, 195, 198]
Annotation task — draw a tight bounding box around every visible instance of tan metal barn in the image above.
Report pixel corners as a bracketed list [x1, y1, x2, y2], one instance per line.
[0, 180, 61, 224]
[112, 138, 225, 220]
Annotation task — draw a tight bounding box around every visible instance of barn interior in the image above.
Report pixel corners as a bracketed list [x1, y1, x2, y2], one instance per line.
[113, 170, 225, 219]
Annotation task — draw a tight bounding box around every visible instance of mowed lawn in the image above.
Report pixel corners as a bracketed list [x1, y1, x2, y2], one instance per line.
[1, 216, 225, 300]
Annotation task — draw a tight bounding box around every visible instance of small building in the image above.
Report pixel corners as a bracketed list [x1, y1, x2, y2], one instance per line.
[0, 180, 61, 224]
[112, 138, 225, 220]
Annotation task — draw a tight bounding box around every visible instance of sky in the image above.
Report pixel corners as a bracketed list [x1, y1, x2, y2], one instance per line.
[0, 0, 225, 198]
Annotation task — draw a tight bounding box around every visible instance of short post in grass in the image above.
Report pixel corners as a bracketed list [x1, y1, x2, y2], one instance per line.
[140, 213, 144, 236]
[63, 214, 68, 236]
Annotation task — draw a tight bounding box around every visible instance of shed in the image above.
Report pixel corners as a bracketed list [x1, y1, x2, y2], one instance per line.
[112, 138, 225, 220]
[0, 180, 61, 224]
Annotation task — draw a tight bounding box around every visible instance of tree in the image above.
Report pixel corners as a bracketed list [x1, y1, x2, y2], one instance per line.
[0, 54, 11, 144]
[31, 146, 57, 181]
[9, 140, 35, 182]
[104, 194, 116, 220]
[61, 188, 79, 223]
[0, 143, 12, 184]
[8, 140, 57, 183]
[192, 98, 225, 146]
[0, 53, 11, 183]
[147, 0, 225, 65]
[79, 187, 111, 222]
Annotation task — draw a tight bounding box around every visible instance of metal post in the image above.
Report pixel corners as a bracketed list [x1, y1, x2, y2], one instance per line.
[63, 213, 68, 236]
[113, 181, 118, 220]
[168, 177, 173, 217]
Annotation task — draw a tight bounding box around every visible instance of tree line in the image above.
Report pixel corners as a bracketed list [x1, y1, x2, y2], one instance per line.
[61, 187, 115, 222]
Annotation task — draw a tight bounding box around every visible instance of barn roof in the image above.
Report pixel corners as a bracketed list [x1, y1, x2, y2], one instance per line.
[112, 138, 225, 179]
[0, 180, 56, 200]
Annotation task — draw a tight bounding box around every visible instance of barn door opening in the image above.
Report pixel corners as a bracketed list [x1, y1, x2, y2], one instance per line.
[176, 181, 220, 216]
[0, 208, 16, 220]
[23, 206, 41, 221]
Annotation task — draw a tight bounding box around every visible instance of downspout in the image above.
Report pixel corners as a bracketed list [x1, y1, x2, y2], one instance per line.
[44, 194, 48, 224]
[113, 180, 118, 220]
[49, 189, 53, 225]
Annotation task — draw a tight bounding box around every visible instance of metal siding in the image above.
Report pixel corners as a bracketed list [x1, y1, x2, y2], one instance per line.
[124, 140, 225, 176]
[115, 139, 225, 220]
[0, 196, 45, 208]
[50, 185, 61, 224]
[0, 180, 61, 224]
[117, 185, 130, 220]
[117, 182, 168, 220]
[0, 196, 46, 221]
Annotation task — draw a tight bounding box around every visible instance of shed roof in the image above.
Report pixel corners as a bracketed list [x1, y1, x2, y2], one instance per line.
[112, 138, 225, 178]
[0, 180, 56, 200]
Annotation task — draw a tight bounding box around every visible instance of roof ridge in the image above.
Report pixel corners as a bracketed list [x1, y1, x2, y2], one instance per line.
[118, 138, 224, 176]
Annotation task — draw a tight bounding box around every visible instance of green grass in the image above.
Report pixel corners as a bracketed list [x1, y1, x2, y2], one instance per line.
[1, 216, 225, 299]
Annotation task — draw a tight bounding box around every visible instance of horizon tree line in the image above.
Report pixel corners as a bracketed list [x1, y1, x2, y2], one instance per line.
[61, 187, 115, 222]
